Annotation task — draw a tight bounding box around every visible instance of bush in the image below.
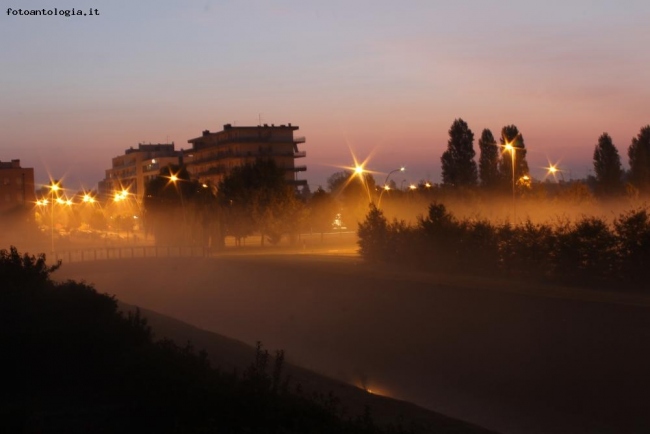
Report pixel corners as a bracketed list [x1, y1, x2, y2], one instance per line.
[357, 204, 650, 291]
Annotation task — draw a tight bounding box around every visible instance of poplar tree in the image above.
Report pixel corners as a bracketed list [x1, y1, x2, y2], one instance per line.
[593, 132, 623, 196]
[478, 128, 499, 189]
[498, 125, 529, 189]
[441, 118, 477, 187]
[628, 125, 650, 193]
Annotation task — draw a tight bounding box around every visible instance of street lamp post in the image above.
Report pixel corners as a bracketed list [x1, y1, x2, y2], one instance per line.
[504, 142, 516, 220]
[49, 182, 60, 254]
[353, 165, 373, 204]
[378, 167, 405, 208]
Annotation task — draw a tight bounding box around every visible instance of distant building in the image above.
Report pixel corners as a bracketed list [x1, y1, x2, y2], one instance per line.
[0, 159, 36, 214]
[185, 124, 307, 187]
[99, 143, 181, 200]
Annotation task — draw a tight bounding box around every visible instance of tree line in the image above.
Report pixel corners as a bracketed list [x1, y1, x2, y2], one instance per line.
[143, 161, 343, 248]
[358, 203, 650, 290]
[440, 118, 650, 196]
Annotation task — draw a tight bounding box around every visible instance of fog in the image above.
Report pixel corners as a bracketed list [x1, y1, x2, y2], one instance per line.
[50, 231, 650, 434]
[5, 194, 650, 433]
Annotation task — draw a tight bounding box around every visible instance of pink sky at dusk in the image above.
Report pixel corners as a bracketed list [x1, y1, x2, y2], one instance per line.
[1, 0, 648, 191]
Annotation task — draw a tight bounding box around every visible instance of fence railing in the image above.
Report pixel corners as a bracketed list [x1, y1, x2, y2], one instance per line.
[52, 245, 209, 263]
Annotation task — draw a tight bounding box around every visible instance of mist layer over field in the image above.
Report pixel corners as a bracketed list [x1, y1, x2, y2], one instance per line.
[57, 248, 650, 434]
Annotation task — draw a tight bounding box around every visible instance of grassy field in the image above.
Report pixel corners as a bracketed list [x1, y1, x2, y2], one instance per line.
[57, 245, 650, 434]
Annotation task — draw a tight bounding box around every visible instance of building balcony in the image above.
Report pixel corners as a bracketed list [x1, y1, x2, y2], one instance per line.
[293, 136, 306, 144]
[281, 165, 307, 172]
[294, 151, 306, 158]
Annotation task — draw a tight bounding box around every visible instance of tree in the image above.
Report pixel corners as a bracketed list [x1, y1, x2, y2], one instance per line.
[593, 132, 623, 196]
[307, 187, 338, 241]
[357, 205, 389, 262]
[440, 118, 477, 187]
[218, 160, 301, 246]
[498, 125, 529, 190]
[144, 165, 220, 246]
[628, 125, 650, 193]
[478, 128, 499, 189]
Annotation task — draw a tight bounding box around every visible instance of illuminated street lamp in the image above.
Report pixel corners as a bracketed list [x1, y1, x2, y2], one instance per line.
[48, 181, 61, 254]
[167, 172, 188, 240]
[547, 164, 565, 182]
[503, 140, 519, 220]
[351, 165, 373, 204]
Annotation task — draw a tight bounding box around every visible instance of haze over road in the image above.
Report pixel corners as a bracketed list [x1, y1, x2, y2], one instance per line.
[59, 253, 650, 434]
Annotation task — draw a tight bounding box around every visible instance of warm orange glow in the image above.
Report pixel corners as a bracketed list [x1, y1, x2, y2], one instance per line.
[504, 143, 514, 152]
[56, 197, 64, 204]
[425, 182, 432, 188]
[548, 165, 557, 174]
[50, 183, 60, 192]
[383, 185, 390, 191]
[409, 184, 417, 190]
[170, 174, 179, 183]
[82, 193, 96, 203]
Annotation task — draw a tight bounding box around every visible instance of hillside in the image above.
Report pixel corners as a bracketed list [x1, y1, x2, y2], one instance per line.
[124, 302, 497, 433]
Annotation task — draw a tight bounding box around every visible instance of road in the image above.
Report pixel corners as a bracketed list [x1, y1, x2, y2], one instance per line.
[58, 252, 650, 434]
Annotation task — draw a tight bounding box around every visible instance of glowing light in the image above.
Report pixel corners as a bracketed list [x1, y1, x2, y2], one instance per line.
[383, 185, 390, 191]
[504, 143, 514, 152]
[56, 197, 64, 204]
[354, 165, 364, 175]
[409, 184, 417, 190]
[170, 174, 179, 183]
[425, 182, 432, 188]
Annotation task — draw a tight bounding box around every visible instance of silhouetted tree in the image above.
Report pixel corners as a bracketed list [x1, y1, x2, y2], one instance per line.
[218, 160, 300, 246]
[628, 125, 650, 193]
[357, 205, 389, 262]
[144, 165, 219, 246]
[478, 128, 499, 189]
[441, 118, 477, 187]
[593, 132, 623, 196]
[307, 187, 338, 241]
[498, 125, 529, 190]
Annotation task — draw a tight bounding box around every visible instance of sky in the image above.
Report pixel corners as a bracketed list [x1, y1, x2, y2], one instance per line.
[1, 0, 649, 191]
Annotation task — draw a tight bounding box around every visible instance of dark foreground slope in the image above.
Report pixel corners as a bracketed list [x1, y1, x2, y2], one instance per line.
[1, 247, 494, 434]
[125, 302, 494, 434]
[58, 254, 650, 434]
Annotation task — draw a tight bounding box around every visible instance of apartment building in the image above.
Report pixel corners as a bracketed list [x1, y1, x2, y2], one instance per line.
[0, 159, 36, 214]
[98, 143, 181, 200]
[185, 123, 306, 187]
